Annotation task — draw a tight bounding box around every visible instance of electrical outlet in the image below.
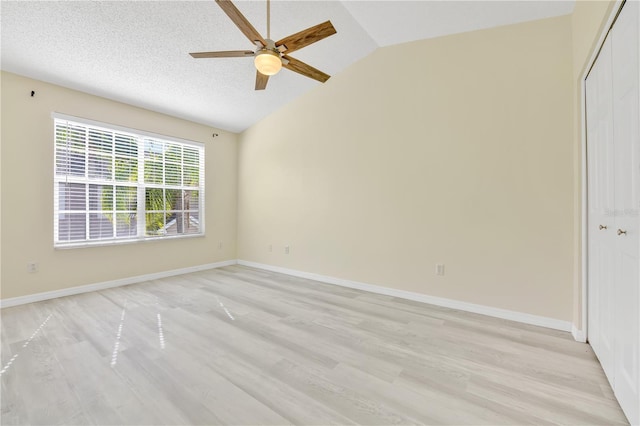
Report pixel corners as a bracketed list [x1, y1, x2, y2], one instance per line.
[218, 241, 223, 250]
[27, 262, 38, 273]
[268, 244, 272, 252]
[284, 246, 290, 254]
[435, 264, 445, 276]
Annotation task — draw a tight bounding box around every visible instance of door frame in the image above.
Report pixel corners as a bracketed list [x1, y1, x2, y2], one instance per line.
[581, 0, 625, 344]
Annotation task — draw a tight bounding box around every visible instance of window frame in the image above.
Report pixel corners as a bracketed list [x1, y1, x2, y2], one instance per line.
[52, 113, 205, 248]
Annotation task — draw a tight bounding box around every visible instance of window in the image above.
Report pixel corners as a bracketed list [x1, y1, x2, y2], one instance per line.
[53, 114, 204, 247]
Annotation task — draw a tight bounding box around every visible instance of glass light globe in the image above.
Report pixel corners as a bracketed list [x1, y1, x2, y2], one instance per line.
[254, 50, 282, 76]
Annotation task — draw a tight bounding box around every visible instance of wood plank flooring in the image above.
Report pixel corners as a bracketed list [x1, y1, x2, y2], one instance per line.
[0, 265, 629, 425]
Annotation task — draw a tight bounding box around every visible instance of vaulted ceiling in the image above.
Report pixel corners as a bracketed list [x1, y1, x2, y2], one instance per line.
[1, 1, 574, 133]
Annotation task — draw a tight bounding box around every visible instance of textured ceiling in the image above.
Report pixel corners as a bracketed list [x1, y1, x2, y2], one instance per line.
[1, 1, 574, 133]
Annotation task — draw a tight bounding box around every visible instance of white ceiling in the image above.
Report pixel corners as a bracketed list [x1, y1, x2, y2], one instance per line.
[1, 1, 574, 133]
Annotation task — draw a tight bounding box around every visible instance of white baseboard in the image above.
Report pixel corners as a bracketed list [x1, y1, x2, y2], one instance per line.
[572, 324, 587, 343]
[0, 260, 237, 309]
[237, 260, 573, 333]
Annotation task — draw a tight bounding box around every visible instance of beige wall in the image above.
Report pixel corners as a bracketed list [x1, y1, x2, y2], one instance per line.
[570, 0, 617, 328]
[238, 16, 575, 321]
[0, 71, 238, 299]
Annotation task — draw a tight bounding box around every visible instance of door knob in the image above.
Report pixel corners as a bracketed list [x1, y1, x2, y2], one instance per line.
[599, 224, 608, 230]
[617, 229, 627, 236]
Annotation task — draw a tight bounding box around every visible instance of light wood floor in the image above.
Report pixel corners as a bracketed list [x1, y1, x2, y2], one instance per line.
[0, 265, 629, 425]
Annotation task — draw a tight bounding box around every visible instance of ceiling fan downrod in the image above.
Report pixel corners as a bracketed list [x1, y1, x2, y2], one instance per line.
[253, 0, 283, 75]
[267, 0, 271, 39]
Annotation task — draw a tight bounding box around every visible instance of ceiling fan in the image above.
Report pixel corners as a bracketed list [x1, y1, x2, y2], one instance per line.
[190, 0, 337, 90]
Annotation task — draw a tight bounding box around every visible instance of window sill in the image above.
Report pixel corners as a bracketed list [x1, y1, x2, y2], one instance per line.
[54, 233, 205, 250]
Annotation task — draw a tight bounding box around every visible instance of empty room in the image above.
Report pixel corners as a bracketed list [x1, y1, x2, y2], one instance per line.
[1, 0, 638, 425]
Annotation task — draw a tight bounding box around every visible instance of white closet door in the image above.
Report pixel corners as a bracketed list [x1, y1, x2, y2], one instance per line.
[587, 2, 640, 424]
[612, 0, 640, 423]
[587, 34, 616, 383]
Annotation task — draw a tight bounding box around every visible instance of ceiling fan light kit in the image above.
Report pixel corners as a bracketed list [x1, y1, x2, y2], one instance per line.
[189, 0, 336, 90]
[254, 40, 282, 76]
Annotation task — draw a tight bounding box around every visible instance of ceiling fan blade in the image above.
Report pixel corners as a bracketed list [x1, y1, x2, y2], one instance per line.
[255, 71, 269, 90]
[276, 21, 336, 55]
[190, 50, 255, 58]
[215, 0, 266, 46]
[282, 55, 330, 83]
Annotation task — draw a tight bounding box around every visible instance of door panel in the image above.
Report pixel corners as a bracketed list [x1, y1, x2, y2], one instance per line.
[599, 243, 617, 381]
[611, 1, 640, 423]
[615, 249, 639, 425]
[587, 34, 616, 382]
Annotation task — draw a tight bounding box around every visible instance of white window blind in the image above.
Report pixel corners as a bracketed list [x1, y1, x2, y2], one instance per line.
[53, 114, 205, 248]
